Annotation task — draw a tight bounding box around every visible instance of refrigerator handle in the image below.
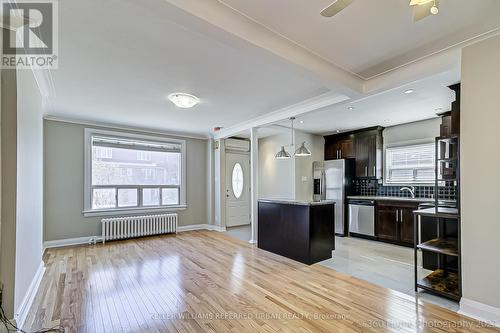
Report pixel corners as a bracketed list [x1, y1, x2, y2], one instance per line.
[321, 170, 326, 200]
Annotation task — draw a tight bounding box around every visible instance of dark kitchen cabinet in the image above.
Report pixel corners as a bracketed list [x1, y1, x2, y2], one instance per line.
[354, 128, 383, 178]
[376, 205, 399, 242]
[324, 135, 355, 160]
[376, 201, 418, 247]
[400, 207, 415, 244]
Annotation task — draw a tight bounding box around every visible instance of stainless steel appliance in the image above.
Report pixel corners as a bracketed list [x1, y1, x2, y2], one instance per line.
[348, 200, 375, 237]
[313, 160, 354, 236]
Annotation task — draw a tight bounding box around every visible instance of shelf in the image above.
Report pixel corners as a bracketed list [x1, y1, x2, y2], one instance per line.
[436, 136, 459, 142]
[417, 238, 459, 256]
[417, 269, 460, 301]
[413, 207, 459, 218]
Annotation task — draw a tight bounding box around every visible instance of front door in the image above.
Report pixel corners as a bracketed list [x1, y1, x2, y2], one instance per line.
[225, 152, 250, 227]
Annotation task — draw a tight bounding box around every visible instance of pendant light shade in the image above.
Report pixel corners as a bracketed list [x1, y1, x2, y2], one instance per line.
[295, 142, 312, 157]
[275, 146, 291, 159]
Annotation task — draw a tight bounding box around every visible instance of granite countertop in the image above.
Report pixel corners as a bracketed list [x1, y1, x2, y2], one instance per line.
[258, 199, 336, 206]
[347, 195, 434, 203]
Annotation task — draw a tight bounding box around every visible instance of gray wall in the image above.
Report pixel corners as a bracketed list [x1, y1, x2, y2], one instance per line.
[461, 35, 500, 309]
[44, 120, 209, 242]
[383, 118, 441, 147]
[0, 64, 18, 318]
[14, 69, 44, 317]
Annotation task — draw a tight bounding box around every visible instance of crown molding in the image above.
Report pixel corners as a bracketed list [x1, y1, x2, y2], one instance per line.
[43, 115, 211, 140]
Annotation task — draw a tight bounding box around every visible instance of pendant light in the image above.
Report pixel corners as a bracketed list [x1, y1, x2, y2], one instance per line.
[275, 146, 291, 159]
[295, 142, 312, 157]
[275, 117, 311, 159]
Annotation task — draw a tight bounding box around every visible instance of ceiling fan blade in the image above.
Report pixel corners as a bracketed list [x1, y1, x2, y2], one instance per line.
[409, 0, 433, 6]
[320, 0, 353, 17]
[412, 0, 439, 21]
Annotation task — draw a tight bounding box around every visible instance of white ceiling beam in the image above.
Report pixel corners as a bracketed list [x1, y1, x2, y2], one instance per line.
[213, 91, 349, 139]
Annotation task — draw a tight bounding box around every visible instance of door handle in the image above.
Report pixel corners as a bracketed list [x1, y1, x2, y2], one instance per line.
[396, 210, 398, 222]
[365, 166, 368, 176]
[400, 210, 403, 223]
[373, 166, 376, 176]
[339, 150, 342, 159]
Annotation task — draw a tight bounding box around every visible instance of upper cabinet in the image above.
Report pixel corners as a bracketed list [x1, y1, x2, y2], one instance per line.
[354, 128, 383, 179]
[324, 127, 383, 179]
[324, 134, 355, 160]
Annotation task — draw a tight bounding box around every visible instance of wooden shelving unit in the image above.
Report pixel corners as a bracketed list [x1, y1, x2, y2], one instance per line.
[413, 135, 462, 301]
[417, 238, 458, 257]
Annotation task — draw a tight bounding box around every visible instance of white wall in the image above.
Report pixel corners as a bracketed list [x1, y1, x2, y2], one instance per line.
[294, 131, 324, 201]
[13, 69, 44, 318]
[258, 130, 324, 200]
[460, 34, 500, 317]
[383, 118, 441, 147]
[43, 119, 210, 242]
[258, 132, 295, 199]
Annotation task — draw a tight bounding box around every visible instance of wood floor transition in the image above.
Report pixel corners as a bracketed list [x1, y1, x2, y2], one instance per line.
[25, 231, 499, 332]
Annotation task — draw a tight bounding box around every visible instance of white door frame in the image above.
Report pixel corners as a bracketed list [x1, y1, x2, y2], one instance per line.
[214, 128, 259, 243]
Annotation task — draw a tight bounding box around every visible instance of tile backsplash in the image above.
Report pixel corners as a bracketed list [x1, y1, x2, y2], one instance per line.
[353, 179, 456, 201]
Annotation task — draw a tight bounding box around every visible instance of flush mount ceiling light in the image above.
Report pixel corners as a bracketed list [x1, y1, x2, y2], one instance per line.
[404, 89, 415, 94]
[168, 93, 199, 108]
[347, 106, 355, 110]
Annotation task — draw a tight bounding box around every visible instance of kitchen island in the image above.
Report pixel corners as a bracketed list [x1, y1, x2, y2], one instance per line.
[258, 199, 335, 265]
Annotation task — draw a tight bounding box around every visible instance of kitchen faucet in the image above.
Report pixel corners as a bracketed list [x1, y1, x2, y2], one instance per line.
[400, 186, 416, 198]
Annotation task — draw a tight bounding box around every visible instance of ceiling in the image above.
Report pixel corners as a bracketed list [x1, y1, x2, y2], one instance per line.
[220, 0, 500, 78]
[269, 70, 458, 136]
[43, 0, 500, 138]
[47, 0, 327, 137]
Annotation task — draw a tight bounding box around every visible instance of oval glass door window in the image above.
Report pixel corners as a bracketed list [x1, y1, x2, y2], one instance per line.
[232, 163, 244, 199]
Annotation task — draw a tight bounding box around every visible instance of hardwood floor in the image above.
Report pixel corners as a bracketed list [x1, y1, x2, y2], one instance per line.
[26, 231, 498, 333]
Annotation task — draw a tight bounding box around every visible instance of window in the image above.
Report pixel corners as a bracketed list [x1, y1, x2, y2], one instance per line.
[84, 129, 186, 216]
[385, 143, 435, 184]
[231, 163, 244, 199]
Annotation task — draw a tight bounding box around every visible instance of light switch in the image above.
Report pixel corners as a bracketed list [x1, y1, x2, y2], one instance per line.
[301, 176, 308, 182]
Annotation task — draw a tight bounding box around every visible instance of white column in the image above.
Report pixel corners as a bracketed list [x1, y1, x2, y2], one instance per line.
[249, 127, 259, 244]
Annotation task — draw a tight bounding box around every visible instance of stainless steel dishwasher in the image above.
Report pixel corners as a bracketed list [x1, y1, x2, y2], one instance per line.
[348, 200, 375, 237]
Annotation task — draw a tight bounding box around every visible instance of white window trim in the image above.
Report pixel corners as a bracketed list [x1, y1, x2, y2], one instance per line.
[383, 139, 435, 186]
[83, 128, 187, 217]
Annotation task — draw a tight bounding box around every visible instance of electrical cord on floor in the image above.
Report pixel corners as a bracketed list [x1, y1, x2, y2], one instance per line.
[0, 303, 64, 333]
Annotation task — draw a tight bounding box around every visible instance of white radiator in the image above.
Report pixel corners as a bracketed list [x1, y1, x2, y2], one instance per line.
[101, 213, 177, 244]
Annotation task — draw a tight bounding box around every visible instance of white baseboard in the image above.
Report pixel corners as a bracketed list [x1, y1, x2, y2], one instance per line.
[43, 236, 100, 250]
[14, 262, 45, 329]
[459, 298, 500, 328]
[43, 225, 226, 250]
[177, 224, 226, 232]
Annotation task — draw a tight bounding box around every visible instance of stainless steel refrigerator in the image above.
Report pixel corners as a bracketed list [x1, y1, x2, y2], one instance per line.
[313, 160, 354, 236]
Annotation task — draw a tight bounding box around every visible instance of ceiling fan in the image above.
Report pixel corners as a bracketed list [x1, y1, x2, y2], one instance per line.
[320, 0, 440, 22]
[409, 0, 439, 22]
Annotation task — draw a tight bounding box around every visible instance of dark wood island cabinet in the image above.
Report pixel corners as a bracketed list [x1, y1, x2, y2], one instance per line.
[258, 200, 335, 265]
